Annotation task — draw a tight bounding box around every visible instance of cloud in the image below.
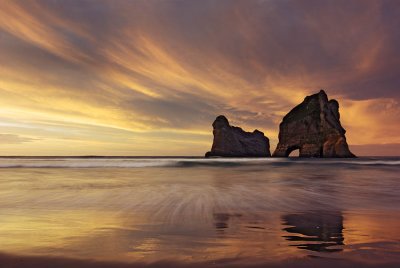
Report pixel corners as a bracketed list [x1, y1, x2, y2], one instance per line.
[0, 134, 37, 144]
[0, 0, 399, 155]
[340, 98, 400, 145]
[350, 144, 400, 156]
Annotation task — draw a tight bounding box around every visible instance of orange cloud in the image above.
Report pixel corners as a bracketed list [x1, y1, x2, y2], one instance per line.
[0, 0, 399, 155]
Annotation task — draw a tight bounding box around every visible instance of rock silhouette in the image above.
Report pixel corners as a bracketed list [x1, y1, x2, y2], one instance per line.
[273, 90, 355, 158]
[282, 211, 344, 252]
[205, 115, 271, 157]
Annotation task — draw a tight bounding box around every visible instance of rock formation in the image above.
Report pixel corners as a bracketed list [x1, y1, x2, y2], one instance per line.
[205, 115, 271, 157]
[273, 90, 355, 158]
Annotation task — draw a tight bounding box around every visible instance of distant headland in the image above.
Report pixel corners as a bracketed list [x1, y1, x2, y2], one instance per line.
[206, 90, 355, 158]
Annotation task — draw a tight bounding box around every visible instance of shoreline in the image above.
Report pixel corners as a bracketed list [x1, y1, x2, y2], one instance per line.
[0, 252, 398, 268]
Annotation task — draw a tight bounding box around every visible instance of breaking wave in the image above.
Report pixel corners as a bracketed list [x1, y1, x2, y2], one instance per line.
[0, 157, 398, 168]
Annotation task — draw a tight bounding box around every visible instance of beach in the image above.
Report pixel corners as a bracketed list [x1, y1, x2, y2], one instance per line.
[0, 157, 399, 267]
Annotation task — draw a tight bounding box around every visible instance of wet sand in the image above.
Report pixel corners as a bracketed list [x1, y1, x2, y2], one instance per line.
[0, 252, 399, 268]
[0, 157, 399, 267]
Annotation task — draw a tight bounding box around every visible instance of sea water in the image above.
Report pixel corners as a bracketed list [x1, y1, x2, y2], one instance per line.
[0, 157, 399, 267]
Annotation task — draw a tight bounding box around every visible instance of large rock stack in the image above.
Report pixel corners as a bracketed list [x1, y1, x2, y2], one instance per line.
[273, 90, 355, 158]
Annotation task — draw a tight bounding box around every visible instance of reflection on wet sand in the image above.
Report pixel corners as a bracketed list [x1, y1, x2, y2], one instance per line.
[282, 211, 344, 252]
[213, 213, 242, 231]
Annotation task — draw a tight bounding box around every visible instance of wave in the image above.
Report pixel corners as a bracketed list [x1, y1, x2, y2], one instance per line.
[0, 157, 398, 168]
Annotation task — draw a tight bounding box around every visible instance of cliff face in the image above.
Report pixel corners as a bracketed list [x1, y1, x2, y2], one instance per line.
[205, 115, 271, 157]
[273, 90, 355, 158]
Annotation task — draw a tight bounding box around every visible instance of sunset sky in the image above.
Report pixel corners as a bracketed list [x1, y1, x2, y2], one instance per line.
[0, 0, 399, 156]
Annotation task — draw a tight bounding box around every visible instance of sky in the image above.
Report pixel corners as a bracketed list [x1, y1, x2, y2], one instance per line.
[0, 0, 399, 156]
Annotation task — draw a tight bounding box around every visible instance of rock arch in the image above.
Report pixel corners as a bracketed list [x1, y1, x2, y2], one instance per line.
[273, 90, 355, 158]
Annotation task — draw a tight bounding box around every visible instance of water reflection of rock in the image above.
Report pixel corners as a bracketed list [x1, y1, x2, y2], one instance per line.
[282, 211, 344, 252]
[213, 213, 242, 233]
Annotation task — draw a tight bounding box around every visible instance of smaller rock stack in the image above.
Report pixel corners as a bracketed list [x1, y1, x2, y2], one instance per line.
[205, 115, 271, 157]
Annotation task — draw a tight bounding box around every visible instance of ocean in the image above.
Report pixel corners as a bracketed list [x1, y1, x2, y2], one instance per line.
[0, 157, 399, 267]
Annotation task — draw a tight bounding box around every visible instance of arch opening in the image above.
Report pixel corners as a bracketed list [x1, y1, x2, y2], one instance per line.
[286, 145, 301, 157]
[288, 149, 300, 157]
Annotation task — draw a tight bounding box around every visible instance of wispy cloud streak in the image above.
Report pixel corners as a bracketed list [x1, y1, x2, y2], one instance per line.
[0, 0, 399, 155]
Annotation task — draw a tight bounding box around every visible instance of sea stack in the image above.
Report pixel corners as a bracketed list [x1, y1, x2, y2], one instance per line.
[273, 90, 355, 158]
[205, 115, 271, 157]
